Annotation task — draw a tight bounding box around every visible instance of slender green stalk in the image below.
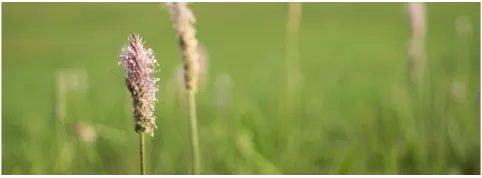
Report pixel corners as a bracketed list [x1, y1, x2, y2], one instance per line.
[188, 90, 201, 175]
[54, 72, 68, 173]
[139, 133, 146, 175]
[285, 2, 302, 110]
[282, 2, 303, 158]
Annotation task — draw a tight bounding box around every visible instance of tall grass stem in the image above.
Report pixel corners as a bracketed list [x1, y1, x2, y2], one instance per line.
[188, 90, 201, 174]
[139, 133, 146, 175]
[285, 2, 302, 103]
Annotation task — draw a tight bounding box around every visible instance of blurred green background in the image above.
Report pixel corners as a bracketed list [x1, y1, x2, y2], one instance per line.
[1, 2, 480, 175]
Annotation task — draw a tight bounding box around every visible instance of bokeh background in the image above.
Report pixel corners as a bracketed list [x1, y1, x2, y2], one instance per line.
[2, 2, 480, 175]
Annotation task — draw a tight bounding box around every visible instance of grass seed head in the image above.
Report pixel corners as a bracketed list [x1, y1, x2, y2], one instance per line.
[167, 2, 200, 93]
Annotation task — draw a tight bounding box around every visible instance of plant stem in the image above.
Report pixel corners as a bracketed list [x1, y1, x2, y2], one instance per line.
[283, 2, 303, 158]
[139, 132, 146, 175]
[188, 90, 201, 175]
[285, 2, 302, 109]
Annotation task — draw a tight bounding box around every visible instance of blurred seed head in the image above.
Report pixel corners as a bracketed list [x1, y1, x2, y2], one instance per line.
[118, 33, 160, 137]
[56, 68, 89, 92]
[176, 43, 209, 92]
[214, 73, 233, 111]
[407, 2, 426, 39]
[72, 121, 97, 144]
[407, 2, 426, 60]
[53, 68, 89, 122]
[166, 2, 196, 29]
[450, 79, 466, 100]
[166, 2, 201, 93]
[407, 2, 426, 86]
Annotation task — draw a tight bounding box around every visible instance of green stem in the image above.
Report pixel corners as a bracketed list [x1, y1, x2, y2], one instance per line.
[188, 90, 201, 175]
[139, 133, 146, 175]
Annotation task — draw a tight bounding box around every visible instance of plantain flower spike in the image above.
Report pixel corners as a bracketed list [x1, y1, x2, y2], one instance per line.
[118, 33, 160, 137]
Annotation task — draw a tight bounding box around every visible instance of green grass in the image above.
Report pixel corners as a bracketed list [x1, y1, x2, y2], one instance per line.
[2, 2, 480, 174]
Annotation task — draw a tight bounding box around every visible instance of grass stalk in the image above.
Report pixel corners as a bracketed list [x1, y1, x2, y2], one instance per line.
[281, 2, 303, 157]
[285, 2, 302, 110]
[188, 90, 201, 174]
[53, 72, 68, 173]
[139, 133, 146, 175]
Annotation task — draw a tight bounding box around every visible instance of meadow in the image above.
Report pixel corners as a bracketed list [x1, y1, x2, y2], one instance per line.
[2, 2, 480, 174]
